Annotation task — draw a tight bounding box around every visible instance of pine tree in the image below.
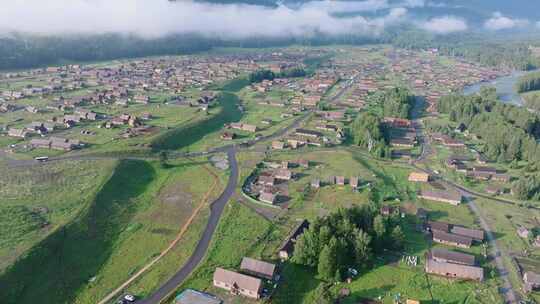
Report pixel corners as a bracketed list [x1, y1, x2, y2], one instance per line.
[373, 215, 386, 238]
[292, 228, 319, 266]
[353, 229, 371, 266]
[317, 238, 337, 280]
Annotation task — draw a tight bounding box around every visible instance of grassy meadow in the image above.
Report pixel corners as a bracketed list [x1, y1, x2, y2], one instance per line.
[0, 157, 226, 304]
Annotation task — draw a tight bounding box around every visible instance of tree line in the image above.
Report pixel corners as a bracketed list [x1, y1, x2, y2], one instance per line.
[516, 71, 540, 93]
[377, 87, 415, 119]
[292, 206, 405, 282]
[248, 68, 307, 83]
[350, 112, 390, 158]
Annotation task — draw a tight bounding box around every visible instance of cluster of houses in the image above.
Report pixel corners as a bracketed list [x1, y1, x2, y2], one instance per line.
[272, 111, 347, 150]
[377, 203, 486, 283]
[248, 160, 299, 206]
[213, 257, 277, 299]
[250, 67, 339, 114]
[385, 48, 503, 114]
[515, 225, 540, 293]
[444, 153, 511, 185]
[310, 175, 360, 191]
[425, 248, 484, 281]
[181, 220, 311, 302]
[424, 220, 484, 280]
[384, 117, 418, 151]
[5, 107, 99, 141]
[407, 171, 465, 206]
[329, 47, 504, 114]
[1, 50, 324, 154]
[30, 137, 82, 151]
[269, 129, 328, 151]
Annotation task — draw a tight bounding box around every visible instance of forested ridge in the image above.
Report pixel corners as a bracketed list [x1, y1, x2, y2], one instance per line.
[1, 29, 539, 71]
[0, 33, 380, 70]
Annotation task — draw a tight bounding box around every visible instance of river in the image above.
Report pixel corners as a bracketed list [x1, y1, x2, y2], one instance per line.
[462, 71, 528, 106]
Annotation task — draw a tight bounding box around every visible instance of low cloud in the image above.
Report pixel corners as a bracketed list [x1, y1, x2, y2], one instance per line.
[300, 0, 428, 13]
[0, 0, 476, 39]
[0, 0, 415, 39]
[299, 0, 390, 13]
[484, 12, 529, 31]
[419, 16, 468, 34]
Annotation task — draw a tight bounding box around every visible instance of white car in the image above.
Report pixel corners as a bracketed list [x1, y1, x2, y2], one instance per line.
[124, 294, 136, 302]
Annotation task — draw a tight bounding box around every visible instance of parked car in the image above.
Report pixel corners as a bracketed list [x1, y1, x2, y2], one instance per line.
[117, 294, 136, 304]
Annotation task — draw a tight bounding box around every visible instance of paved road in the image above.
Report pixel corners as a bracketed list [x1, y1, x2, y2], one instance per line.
[137, 146, 238, 304]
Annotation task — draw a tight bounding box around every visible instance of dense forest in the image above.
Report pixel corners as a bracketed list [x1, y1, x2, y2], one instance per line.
[350, 112, 389, 158]
[515, 71, 540, 93]
[377, 87, 415, 119]
[437, 87, 540, 200]
[292, 206, 404, 281]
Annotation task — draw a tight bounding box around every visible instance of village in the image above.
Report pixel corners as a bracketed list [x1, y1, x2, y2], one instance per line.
[2, 45, 540, 304]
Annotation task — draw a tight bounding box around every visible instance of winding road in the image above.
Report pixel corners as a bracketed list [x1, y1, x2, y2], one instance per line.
[137, 146, 238, 304]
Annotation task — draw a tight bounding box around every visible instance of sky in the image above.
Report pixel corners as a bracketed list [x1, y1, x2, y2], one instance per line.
[0, 0, 538, 39]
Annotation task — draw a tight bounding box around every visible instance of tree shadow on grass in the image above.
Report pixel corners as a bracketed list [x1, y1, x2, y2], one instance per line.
[0, 159, 156, 304]
[272, 263, 321, 304]
[151, 92, 243, 151]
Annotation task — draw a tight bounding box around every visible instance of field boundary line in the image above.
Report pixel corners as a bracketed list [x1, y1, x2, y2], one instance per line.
[97, 164, 219, 304]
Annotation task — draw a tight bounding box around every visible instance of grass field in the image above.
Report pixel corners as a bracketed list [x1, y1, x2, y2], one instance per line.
[0, 160, 117, 271]
[0, 157, 226, 304]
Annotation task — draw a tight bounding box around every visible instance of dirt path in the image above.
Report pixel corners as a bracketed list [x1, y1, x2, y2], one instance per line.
[97, 163, 221, 304]
[137, 147, 238, 304]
